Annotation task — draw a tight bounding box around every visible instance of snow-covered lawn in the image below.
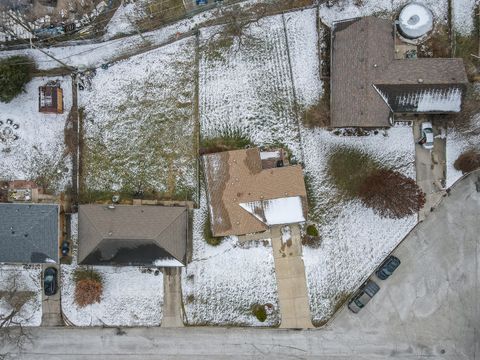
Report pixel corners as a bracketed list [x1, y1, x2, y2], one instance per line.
[182, 191, 280, 326]
[199, 12, 306, 160]
[301, 127, 417, 324]
[0, 264, 42, 327]
[79, 38, 196, 197]
[446, 113, 480, 187]
[452, 0, 479, 35]
[61, 214, 164, 326]
[0, 76, 72, 193]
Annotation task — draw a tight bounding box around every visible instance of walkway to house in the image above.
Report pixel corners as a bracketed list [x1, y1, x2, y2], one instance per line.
[270, 225, 313, 329]
[161, 268, 184, 328]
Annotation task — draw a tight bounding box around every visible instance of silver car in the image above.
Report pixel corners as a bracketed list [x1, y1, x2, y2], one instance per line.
[348, 280, 380, 313]
[419, 122, 434, 150]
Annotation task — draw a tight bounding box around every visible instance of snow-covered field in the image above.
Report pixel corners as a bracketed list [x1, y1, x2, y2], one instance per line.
[301, 127, 417, 324]
[104, 0, 149, 39]
[0, 76, 72, 193]
[182, 191, 280, 326]
[0, 265, 42, 327]
[79, 38, 196, 195]
[199, 13, 304, 160]
[61, 214, 164, 326]
[452, 0, 479, 35]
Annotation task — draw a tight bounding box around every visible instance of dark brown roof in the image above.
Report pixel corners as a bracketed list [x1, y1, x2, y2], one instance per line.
[78, 205, 187, 266]
[331, 17, 468, 127]
[203, 148, 307, 237]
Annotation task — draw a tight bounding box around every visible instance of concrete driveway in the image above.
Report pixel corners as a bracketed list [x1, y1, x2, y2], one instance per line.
[3, 172, 479, 359]
[413, 118, 447, 220]
[41, 264, 63, 327]
[270, 225, 313, 329]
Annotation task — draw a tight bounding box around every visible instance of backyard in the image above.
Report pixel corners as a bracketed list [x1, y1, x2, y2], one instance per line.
[79, 37, 197, 202]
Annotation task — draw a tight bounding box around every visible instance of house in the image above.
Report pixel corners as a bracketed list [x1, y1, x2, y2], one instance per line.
[0, 203, 59, 263]
[39, 83, 63, 114]
[78, 205, 188, 266]
[330, 16, 469, 128]
[202, 148, 308, 237]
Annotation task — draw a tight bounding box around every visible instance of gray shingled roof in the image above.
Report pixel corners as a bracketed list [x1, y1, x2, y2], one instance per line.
[331, 17, 468, 128]
[0, 204, 59, 264]
[78, 205, 187, 266]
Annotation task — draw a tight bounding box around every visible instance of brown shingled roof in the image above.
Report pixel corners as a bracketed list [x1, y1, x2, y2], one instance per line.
[78, 205, 187, 266]
[203, 148, 307, 237]
[331, 17, 469, 128]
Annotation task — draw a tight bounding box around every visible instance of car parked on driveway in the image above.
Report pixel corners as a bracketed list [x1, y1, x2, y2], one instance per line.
[44, 267, 57, 296]
[348, 280, 380, 313]
[376, 255, 401, 280]
[419, 122, 434, 150]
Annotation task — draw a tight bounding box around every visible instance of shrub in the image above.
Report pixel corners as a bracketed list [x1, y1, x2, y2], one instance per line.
[0, 56, 35, 103]
[302, 234, 322, 248]
[454, 149, 480, 173]
[200, 133, 253, 155]
[251, 304, 267, 322]
[75, 279, 103, 308]
[358, 169, 426, 219]
[302, 80, 330, 128]
[73, 269, 103, 284]
[306, 224, 319, 237]
[327, 147, 381, 198]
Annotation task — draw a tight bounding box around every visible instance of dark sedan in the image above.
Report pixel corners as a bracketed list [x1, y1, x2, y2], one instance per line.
[44, 267, 58, 296]
[376, 255, 401, 280]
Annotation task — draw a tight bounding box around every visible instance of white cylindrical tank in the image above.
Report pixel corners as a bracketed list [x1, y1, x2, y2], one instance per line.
[398, 3, 434, 39]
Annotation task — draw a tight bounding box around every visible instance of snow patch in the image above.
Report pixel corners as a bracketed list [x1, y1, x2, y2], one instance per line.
[239, 196, 305, 226]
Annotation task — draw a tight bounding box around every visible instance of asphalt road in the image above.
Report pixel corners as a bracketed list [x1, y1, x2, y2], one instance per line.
[2, 171, 479, 360]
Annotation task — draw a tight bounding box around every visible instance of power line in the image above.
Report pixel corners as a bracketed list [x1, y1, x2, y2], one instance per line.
[4, 0, 189, 46]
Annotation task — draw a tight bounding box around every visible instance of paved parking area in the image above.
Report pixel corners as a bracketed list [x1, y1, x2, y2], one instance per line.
[331, 170, 479, 359]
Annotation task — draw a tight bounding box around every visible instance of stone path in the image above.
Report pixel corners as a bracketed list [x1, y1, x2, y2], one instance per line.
[270, 224, 313, 329]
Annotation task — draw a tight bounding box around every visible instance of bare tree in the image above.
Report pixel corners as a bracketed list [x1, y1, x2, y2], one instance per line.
[201, 4, 268, 56]
[0, 270, 37, 359]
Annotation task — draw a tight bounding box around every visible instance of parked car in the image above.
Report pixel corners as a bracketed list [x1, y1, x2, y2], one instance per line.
[196, 0, 207, 4]
[419, 122, 434, 150]
[44, 267, 57, 296]
[376, 255, 401, 280]
[348, 280, 380, 313]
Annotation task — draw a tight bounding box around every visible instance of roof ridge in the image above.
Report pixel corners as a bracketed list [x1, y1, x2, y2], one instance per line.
[152, 207, 186, 262]
[15, 205, 58, 259]
[78, 206, 106, 262]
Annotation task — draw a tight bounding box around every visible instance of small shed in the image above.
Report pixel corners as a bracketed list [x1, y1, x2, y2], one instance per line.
[39, 83, 63, 114]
